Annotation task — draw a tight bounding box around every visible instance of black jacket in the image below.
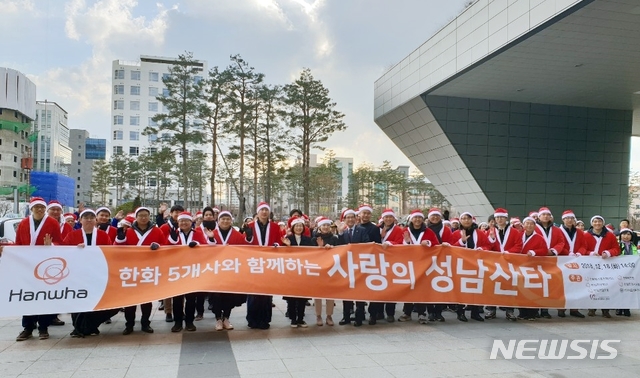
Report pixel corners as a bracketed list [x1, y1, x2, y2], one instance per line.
[339, 225, 370, 245]
[286, 234, 313, 246]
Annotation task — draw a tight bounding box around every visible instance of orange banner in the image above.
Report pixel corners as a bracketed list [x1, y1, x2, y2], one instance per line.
[95, 244, 565, 310]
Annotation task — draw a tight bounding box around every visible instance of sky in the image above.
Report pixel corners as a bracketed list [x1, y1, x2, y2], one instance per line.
[0, 0, 473, 174]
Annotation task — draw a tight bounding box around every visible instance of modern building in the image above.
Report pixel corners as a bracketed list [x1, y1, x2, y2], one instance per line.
[33, 100, 72, 176]
[70, 129, 107, 206]
[110, 55, 207, 158]
[374, 0, 638, 221]
[0, 68, 36, 191]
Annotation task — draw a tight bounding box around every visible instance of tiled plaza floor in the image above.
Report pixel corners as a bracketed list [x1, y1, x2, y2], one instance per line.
[0, 298, 638, 377]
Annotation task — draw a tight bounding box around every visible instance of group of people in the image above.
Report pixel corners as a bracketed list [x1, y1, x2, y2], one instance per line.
[7, 197, 635, 341]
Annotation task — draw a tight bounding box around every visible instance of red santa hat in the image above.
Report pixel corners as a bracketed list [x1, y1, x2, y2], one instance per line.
[212, 207, 220, 213]
[538, 207, 552, 216]
[290, 217, 305, 228]
[316, 217, 332, 227]
[314, 216, 323, 224]
[358, 204, 373, 214]
[218, 210, 232, 219]
[96, 206, 111, 215]
[460, 211, 473, 219]
[46, 200, 63, 210]
[590, 215, 604, 224]
[561, 210, 575, 220]
[620, 228, 633, 235]
[450, 218, 460, 224]
[340, 209, 357, 222]
[529, 211, 539, 218]
[195, 211, 203, 218]
[606, 224, 614, 231]
[494, 208, 508, 218]
[256, 202, 270, 212]
[427, 207, 441, 218]
[134, 207, 151, 216]
[64, 213, 77, 221]
[409, 209, 425, 220]
[79, 209, 96, 218]
[510, 217, 521, 225]
[380, 208, 395, 218]
[120, 214, 135, 227]
[29, 197, 47, 209]
[177, 212, 193, 221]
[278, 221, 285, 226]
[443, 220, 451, 225]
[523, 216, 536, 224]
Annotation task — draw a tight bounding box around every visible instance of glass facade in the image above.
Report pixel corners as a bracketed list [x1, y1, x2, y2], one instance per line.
[85, 138, 106, 160]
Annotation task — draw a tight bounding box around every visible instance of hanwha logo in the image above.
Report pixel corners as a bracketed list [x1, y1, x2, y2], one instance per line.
[34, 257, 70, 285]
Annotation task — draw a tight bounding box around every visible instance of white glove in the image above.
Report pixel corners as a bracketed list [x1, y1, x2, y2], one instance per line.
[589, 251, 598, 256]
[527, 250, 535, 256]
[602, 251, 611, 258]
[568, 252, 576, 257]
[575, 252, 582, 257]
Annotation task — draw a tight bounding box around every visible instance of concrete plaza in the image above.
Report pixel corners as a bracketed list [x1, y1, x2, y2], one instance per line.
[0, 298, 638, 377]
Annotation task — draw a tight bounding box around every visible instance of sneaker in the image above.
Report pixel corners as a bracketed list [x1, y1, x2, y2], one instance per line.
[194, 314, 204, 321]
[290, 320, 298, 328]
[16, 329, 33, 341]
[338, 318, 350, 325]
[298, 321, 308, 328]
[222, 318, 234, 330]
[325, 316, 334, 326]
[316, 316, 323, 326]
[470, 314, 484, 322]
[570, 310, 585, 318]
[38, 330, 49, 340]
[457, 314, 468, 322]
[558, 310, 566, 318]
[104, 318, 112, 324]
[215, 319, 224, 331]
[165, 314, 173, 323]
[587, 310, 596, 317]
[171, 325, 183, 332]
[506, 311, 517, 321]
[386, 315, 395, 323]
[70, 330, 84, 338]
[540, 311, 552, 319]
[158, 303, 165, 311]
[602, 310, 611, 319]
[89, 329, 100, 336]
[398, 314, 412, 322]
[141, 325, 154, 333]
[122, 327, 133, 335]
[51, 317, 65, 326]
[434, 314, 445, 322]
[418, 315, 427, 324]
[185, 323, 197, 332]
[484, 310, 496, 320]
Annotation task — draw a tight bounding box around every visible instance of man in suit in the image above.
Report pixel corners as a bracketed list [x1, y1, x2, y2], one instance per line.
[337, 209, 370, 326]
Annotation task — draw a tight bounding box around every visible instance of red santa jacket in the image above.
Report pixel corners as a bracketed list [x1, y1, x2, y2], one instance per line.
[60, 222, 73, 241]
[403, 225, 440, 246]
[15, 215, 62, 246]
[98, 223, 118, 242]
[489, 225, 523, 253]
[248, 220, 282, 246]
[159, 221, 178, 237]
[168, 228, 208, 246]
[521, 232, 549, 256]
[213, 227, 249, 246]
[450, 228, 492, 250]
[63, 228, 112, 246]
[558, 226, 587, 255]
[428, 223, 452, 244]
[115, 223, 166, 246]
[534, 223, 565, 255]
[381, 224, 404, 245]
[584, 229, 621, 257]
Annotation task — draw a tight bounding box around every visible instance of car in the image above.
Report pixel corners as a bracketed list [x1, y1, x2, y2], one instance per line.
[0, 217, 23, 244]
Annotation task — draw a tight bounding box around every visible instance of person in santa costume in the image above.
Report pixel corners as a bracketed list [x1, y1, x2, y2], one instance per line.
[64, 213, 77, 229]
[426, 207, 452, 245]
[115, 207, 165, 335]
[14, 197, 63, 341]
[244, 202, 280, 329]
[585, 215, 621, 318]
[450, 211, 491, 322]
[486, 208, 522, 321]
[367, 208, 404, 325]
[533, 207, 565, 319]
[167, 212, 207, 333]
[95, 207, 118, 242]
[156, 205, 184, 322]
[207, 211, 247, 331]
[194, 211, 203, 228]
[556, 210, 587, 318]
[517, 217, 551, 320]
[47, 200, 73, 241]
[282, 217, 313, 328]
[450, 218, 460, 231]
[192, 206, 218, 321]
[63, 209, 117, 337]
[397, 209, 438, 324]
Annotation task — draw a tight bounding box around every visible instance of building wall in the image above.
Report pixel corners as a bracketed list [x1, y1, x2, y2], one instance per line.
[423, 94, 631, 221]
[33, 101, 72, 176]
[70, 130, 107, 206]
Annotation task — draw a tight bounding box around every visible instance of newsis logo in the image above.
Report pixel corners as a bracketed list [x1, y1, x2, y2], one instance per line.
[490, 339, 620, 360]
[8, 257, 88, 302]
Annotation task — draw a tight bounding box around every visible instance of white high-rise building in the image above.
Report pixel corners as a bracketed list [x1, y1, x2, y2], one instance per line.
[33, 101, 72, 176]
[110, 55, 207, 158]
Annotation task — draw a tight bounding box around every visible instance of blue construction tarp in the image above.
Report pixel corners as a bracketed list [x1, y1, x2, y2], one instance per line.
[30, 171, 75, 206]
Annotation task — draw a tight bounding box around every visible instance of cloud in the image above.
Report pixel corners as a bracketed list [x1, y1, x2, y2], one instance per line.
[0, 0, 35, 13]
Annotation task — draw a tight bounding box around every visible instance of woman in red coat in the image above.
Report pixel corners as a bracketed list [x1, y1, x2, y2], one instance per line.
[585, 215, 621, 318]
[518, 217, 551, 320]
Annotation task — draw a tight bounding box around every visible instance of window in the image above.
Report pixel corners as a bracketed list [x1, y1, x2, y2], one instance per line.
[130, 101, 140, 111]
[78, 169, 81, 173]
[148, 147, 157, 154]
[130, 86, 140, 95]
[114, 69, 124, 79]
[77, 185, 80, 189]
[13, 141, 17, 148]
[113, 100, 124, 110]
[149, 87, 159, 97]
[113, 130, 123, 140]
[161, 133, 171, 142]
[130, 116, 140, 126]
[148, 178, 157, 187]
[77, 153, 81, 157]
[148, 134, 157, 142]
[13, 156, 17, 162]
[130, 71, 141, 80]
[149, 72, 159, 82]
[129, 146, 139, 156]
[194, 75, 203, 85]
[148, 117, 157, 127]
[162, 73, 171, 80]
[114, 85, 124, 94]
[77, 177, 81, 180]
[162, 88, 170, 97]
[113, 146, 123, 155]
[113, 115, 123, 125]
[130, 131, 139, 141]
[148, 102, 158, 112]
[78, 162, 81, 165]
[13, 171, 16, 178]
